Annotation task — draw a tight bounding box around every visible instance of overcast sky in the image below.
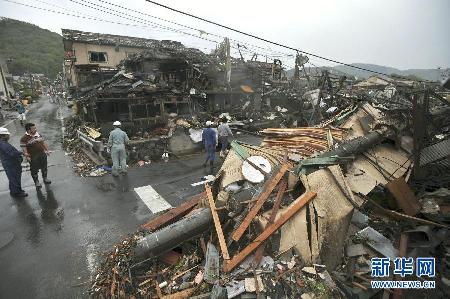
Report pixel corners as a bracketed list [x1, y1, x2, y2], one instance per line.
[1, 0, 449, 70]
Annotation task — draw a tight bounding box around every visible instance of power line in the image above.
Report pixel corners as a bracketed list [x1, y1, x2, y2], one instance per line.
[5, 0, 298, 67]
[144, 0, 401, 78]
[83, 0, 296, 62]
[31, 0, 98, 18]
[70, 0, 297, 65]
[1, 0, 156, 29]
[2, 0, 297, 70]
[69, 0, 224, 45]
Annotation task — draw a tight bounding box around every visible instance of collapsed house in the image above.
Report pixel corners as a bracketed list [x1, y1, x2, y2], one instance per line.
[89, 74, 450, 298]
[72, 39, 294, 127]
[63, 32, 323, 169]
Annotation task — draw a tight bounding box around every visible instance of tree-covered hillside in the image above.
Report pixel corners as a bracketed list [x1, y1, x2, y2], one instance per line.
[0, 18, 62, 78]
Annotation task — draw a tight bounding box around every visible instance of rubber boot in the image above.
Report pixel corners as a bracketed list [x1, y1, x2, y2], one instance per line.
[42, 170, 51, 184]
[32, 176, 42, 189]
[202, 159, 208, 168]
[210, 160, 214, 169]
[42, 175, 51, 184]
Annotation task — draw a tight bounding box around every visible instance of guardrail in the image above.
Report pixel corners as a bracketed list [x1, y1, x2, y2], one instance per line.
[77, 130, 106, 164]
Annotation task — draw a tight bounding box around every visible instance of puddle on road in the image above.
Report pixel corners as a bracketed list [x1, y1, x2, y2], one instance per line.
[86, 243, 100, 276]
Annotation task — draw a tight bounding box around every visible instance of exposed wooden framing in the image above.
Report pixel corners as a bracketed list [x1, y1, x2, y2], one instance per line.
[253, 177, 287, 264]
[160, 101, 166, 120]
[231, 163, 290, 242]
[97, 96, 149, 101]
[128, 98, 133, 122]
[90, 103, 98, 125]
[224, 191, 316, 273]
[205, 184, 230, 261]
[141, 192, 205, 231]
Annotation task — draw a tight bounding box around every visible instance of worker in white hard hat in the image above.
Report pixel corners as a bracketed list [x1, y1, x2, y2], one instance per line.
[201, 120, 217, 169]
[107, 121, 129, 176]
[0, 127, 27, 197]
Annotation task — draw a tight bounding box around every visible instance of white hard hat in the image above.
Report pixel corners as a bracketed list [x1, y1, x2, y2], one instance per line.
[0, 127, 10, 135]
[113, 121, 121, 126]
[206, 121, 213, 126]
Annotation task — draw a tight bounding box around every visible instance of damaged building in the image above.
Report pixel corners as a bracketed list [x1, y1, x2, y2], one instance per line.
[63, 32, 306, 163]
[62, 29, 179, 95]
[71, 35, 294, 128]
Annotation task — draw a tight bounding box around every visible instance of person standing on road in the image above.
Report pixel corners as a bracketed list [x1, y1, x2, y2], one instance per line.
[202, 121, 217, 168]
[20, 123, 51, 188]
[15, 101, 26, 125]
[108, 121, 129, 177]
[218, 117, 233, 158]
[0, 127, 27, 197]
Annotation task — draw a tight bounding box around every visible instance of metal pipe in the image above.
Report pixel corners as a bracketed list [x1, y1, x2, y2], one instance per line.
[320, 131, 385, 158]
[135, 207, 213, 260]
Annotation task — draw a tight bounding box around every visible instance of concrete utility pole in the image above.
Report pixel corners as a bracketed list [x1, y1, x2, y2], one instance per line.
[29, 72, 35, 95]
[0, 65, 10, 100]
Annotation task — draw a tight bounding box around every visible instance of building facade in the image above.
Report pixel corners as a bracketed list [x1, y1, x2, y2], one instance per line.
[62, 29, 167, 94]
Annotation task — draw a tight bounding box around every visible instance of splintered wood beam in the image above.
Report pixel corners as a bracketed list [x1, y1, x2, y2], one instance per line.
[385, 177, 421, 216]
[161, 287, 195, 299]
[205, 184, 230, 261]
[253, 177, 288, 265]
[141, 192, 205, 231]
[224, 191, 316, 273]
[231, 163, 290, 242]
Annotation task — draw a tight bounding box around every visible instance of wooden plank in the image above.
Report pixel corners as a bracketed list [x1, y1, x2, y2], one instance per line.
[253, 177, 287, 265]
[205, 184, 230, 260]
[366, 196, 450, 229]
[224, 191, 316, 273]
[161, 287, 195, 299]
[231, 164, 290, 242]
[385, 177, 421, 216]
[141, 192, 205, 231]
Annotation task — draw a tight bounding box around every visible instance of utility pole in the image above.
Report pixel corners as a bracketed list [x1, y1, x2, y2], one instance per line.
[29, 72, 35, 95]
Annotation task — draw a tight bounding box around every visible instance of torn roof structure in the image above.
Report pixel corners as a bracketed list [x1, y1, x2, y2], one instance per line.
[62, 29, 187, 94]
[61, 29, 182, 49]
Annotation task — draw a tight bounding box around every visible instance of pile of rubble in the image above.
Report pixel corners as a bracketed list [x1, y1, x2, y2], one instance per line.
[90, 77, 450, 298]
[62, 116, 103, 176]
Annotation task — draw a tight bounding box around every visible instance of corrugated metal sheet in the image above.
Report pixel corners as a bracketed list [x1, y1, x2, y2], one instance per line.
[420, 138, 450, 166]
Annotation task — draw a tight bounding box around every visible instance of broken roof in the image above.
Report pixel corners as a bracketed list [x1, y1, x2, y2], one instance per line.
[61, 29, 183, 49]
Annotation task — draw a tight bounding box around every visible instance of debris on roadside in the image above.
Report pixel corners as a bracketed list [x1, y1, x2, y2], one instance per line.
[90, 78, 450, 297]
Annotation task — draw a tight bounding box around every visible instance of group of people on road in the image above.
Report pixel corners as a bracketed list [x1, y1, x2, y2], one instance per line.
[0, 123, 51, 198]
[105, 117, 233, 174]
[1, 114, 232, 194]
[201, 117, 233, 169]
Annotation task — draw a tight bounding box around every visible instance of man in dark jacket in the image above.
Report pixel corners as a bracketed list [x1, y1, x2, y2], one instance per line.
[0, 127, 27, 197]
[202, 121, 217, 168]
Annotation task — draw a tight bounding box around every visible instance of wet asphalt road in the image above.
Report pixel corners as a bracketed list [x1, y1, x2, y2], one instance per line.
[0, 98, 228, 298]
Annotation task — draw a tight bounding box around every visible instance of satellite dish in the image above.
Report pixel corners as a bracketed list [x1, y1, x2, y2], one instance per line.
[242, 156, 271, 183]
